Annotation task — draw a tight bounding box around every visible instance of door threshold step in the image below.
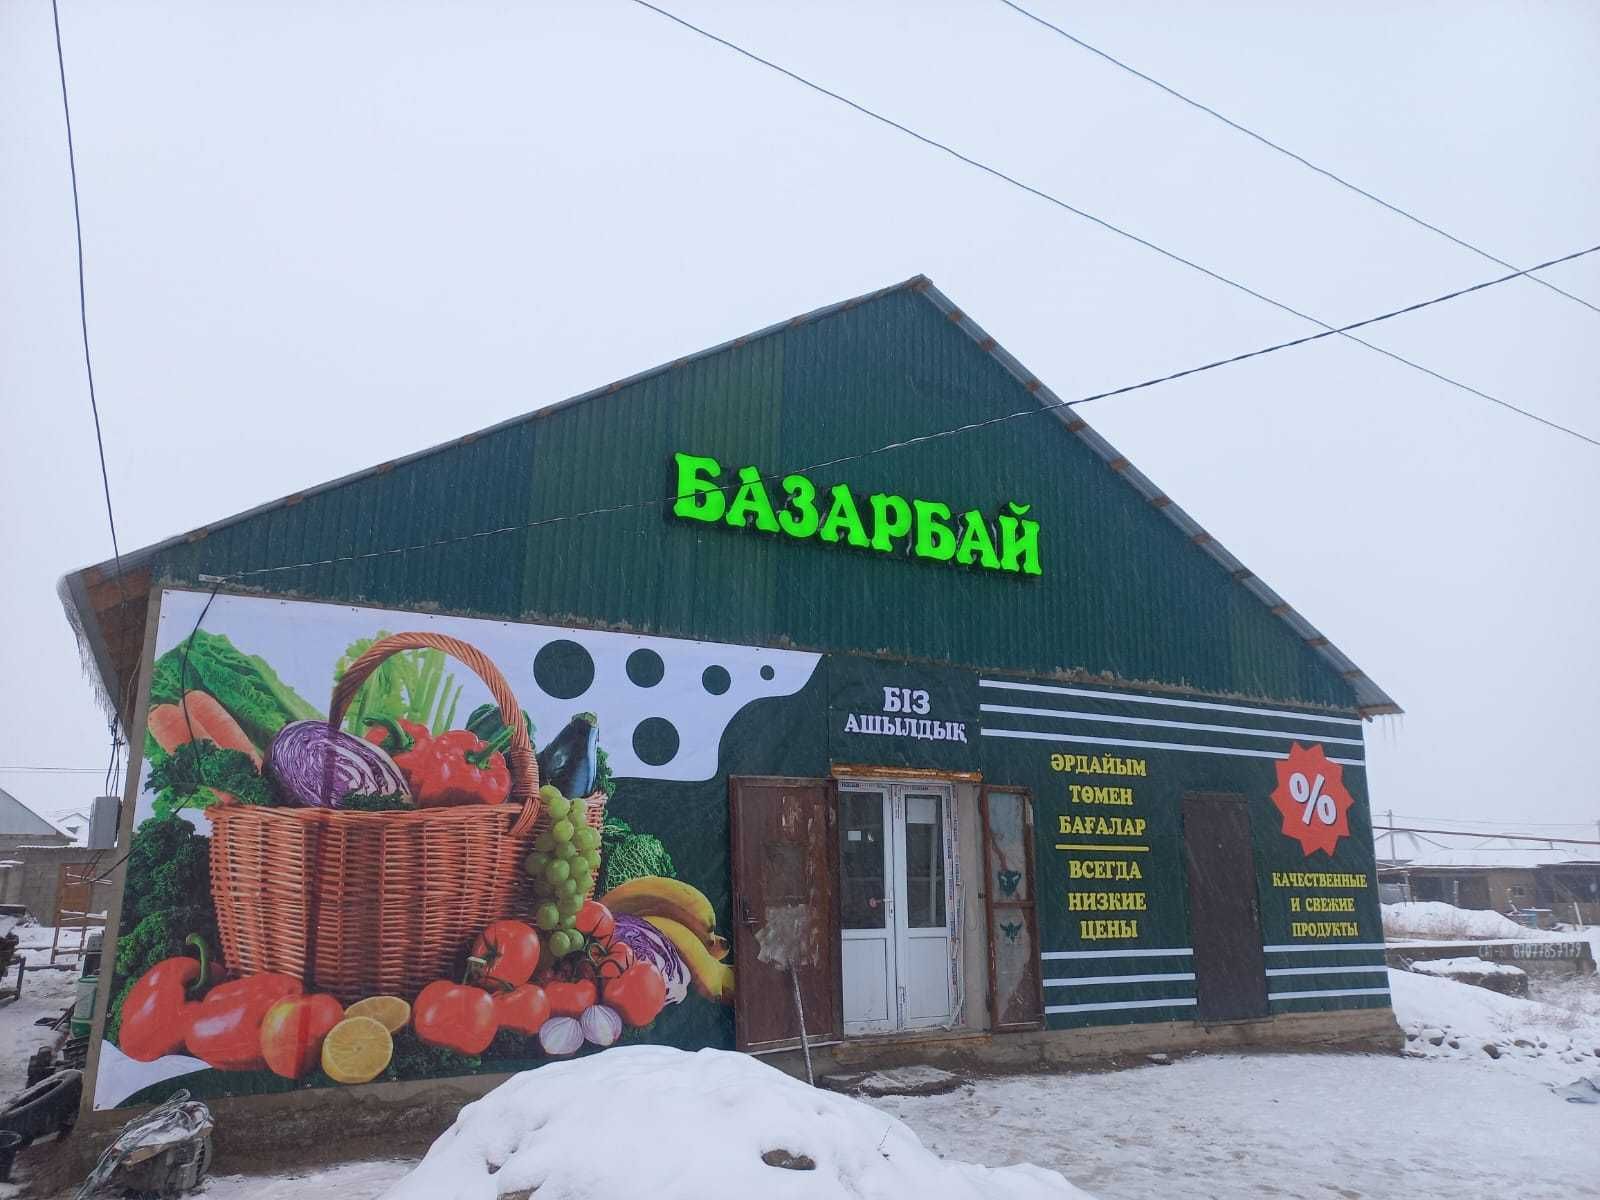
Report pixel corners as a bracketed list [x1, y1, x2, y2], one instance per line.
[820, 1064, 967, 1097]
[843, 1029, 989, 1049]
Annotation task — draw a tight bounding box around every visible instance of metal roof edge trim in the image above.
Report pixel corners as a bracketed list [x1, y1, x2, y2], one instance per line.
[910, 281, 1401, 718]
[62, 275, 934, 586]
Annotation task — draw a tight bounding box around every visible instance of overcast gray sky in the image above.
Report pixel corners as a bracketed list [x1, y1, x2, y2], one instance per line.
[3, 1, 1597, 834]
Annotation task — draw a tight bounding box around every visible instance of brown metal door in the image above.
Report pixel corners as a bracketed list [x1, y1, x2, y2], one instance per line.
[1181, 794, 1268, 1022]
[729, 776, 841, 1052]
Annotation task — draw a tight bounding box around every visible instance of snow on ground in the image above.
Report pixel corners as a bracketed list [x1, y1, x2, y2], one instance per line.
[1390, 967, 1600, 1082]
[0, 923, 80, 1103]
[874, 1051, 1600, 1200]
[1382, 901, 1559, 941]
[386, 1046, 1085, 1200]
[1408, 955, 1525, 979]
[202, 1160, 415, 1198]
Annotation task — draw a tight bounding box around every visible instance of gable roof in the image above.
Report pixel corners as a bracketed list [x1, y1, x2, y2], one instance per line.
[0, 787, 68, 838]
[61, 275, 1398, 719]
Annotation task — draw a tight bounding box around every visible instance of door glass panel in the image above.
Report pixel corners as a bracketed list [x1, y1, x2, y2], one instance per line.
[839, 790, 887, 929]
[991, 914, 1039, 1026]
[983, 790, 1030, 902]
[904, 793, 946, 929]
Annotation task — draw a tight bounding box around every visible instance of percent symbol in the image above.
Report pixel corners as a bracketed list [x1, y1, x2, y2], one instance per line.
[1288, 771, 1337, 826]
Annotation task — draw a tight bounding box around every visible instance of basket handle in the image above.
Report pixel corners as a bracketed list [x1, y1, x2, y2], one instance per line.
[329, 632, 541, 836]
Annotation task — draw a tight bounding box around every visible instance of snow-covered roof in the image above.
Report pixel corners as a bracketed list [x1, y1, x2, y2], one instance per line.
[1376, 830, 1600, 870]
[0, 787, 67, 837]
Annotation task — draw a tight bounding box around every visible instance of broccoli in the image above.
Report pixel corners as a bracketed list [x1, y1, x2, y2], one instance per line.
[106, 817, 218, 1045]
[594, 746, 616, 800]
[146, 740, 273, 818]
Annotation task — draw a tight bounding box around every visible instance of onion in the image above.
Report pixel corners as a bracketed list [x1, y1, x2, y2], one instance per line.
[538, 1016, 584, 1056]
[579, 1005, 622, 1048]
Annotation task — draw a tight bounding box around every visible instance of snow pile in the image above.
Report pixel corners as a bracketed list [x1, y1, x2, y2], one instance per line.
[1382, 901, 1549, 942]
[1409, 956, 1525, 978]
[1390, 968, 1600, 1083]
[384, 1047, 1089, 1200]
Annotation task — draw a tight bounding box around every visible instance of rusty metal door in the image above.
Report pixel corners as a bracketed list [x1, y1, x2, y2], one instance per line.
[729, 776, 840, 1052]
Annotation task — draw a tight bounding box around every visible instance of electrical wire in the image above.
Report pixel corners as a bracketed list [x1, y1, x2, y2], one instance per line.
[197, 239, 1600, 587]
[994, 0, 1600, 319]
[623, 0, 1597, 448]
[51, 0, 133, 772]
[1386, 813, 1595, 830]
[1385, 827, 1600, 847]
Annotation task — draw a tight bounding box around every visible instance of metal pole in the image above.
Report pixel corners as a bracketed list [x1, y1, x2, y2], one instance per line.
[790, 967, 814, 1086]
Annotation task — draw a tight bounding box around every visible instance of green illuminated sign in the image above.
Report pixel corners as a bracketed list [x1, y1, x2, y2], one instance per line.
[670, 452, 1042, 576]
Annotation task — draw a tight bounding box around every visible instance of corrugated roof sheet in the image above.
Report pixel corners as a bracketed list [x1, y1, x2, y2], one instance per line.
[59, 276, 1388, 720]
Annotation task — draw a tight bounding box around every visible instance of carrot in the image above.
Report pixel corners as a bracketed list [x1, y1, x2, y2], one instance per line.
[146, 704, 193, 754]
[181, 690, 263, 767]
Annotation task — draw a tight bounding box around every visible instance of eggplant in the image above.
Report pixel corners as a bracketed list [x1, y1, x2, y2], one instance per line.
[538, 712, 598, 797]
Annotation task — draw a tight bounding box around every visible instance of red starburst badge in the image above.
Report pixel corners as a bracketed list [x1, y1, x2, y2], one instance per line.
[1271, 743, 1354, 857]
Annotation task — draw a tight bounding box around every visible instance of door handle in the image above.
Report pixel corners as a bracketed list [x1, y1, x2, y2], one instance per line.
[740, 898, 755, 927]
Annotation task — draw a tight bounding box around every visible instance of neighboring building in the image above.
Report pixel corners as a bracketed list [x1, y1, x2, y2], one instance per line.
[54, 810, 91, 846]
[1378, 831, 1600, 925]
[61, 278, 1401, 1130]
[0, 786, 73, 857]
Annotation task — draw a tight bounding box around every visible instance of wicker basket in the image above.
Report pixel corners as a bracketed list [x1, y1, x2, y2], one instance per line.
[207, 631, 603, 1003]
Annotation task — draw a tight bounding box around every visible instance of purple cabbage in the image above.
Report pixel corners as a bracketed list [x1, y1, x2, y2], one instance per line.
[266, 719, 411, 809]
[610, 914, 690, 1005]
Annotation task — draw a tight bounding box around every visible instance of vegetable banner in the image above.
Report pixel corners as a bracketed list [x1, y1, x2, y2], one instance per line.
[95, 589, 820, 1110]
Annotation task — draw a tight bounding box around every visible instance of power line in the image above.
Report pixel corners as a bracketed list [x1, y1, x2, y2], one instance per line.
[1388, 813, 1594, 830]
[1385, 826, 1600, 847]
[50, 1, 124, 589]
[51, 0, 133, 772]
[624, 0, 1597, 448]
[0, 767, 107, 775]
[206, 241, 1600, 585]
[994, 0, 1600, 319]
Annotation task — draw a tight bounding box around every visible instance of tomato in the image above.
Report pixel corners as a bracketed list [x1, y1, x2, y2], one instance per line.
[259, 993, 345, 1079]
[471, 919, 541, 988]
[603, 961, 666, 1028]
[185, 973, 302, 1071]
[574, 901, 615, 941]
[492, 984, 551, 1036]
[591, 938, 634, 981]
[413, 981, 497, 1056]
[544, 978, 598, 1020]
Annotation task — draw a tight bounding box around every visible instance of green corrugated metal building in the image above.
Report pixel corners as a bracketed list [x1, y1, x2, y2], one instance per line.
[66, 277, 1401, 1119]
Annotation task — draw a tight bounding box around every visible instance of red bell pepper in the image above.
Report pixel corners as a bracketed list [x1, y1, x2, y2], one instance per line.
[408, 729, 510, 808]
[185, 971, 302, 1071]
[363, 716, 433, 772]
[118, 934, 218, 1062]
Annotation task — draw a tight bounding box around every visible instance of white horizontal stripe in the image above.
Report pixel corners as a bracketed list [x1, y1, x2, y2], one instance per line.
[1262, 943, 1387, 953]
[1044, 972, 1196, 988]
[1265, 965, 1389, 978]
[978, 679, 1363, 726]
[1046, 997, 1199, 1015]
[1042, 948, 1193, 960]
[1268, 987, 1391, 1001]
[982, 727, 1364, 767]
[980, 703, 1365, 747]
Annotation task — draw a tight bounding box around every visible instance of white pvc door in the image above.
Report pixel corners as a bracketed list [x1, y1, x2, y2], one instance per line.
[839, 786, 896, 1035]
[895, 789, 954, 1029]
[839, 781, 954, 1035]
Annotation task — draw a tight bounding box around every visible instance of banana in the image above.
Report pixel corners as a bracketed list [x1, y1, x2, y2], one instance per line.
[603, 877, 718, 943]
[645, 916, 735, 1005]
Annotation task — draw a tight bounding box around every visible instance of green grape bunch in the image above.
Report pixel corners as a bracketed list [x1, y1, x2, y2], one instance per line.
[523, 784, 604, 959]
